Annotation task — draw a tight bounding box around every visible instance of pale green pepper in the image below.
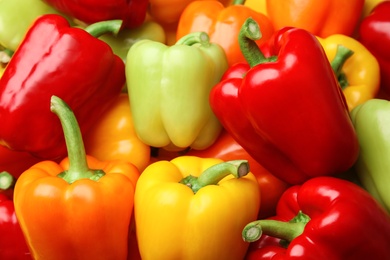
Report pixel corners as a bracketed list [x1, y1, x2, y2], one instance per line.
[99, 20, 166, 63]
[0, 0, 63, 50]
[350, 98, 390, 213]
[126, 32, 228, 151]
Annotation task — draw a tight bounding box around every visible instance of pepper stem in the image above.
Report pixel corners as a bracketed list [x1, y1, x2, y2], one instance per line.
[242, 211, 310, 243]
[180, 160, 249, 194]
[238, 17, 276, 67]
[0, 171, 14, 190]
[50, 96, 105, 184]
[84, 20, 123, 38]
[330, 45, 354, 89]
[176, 32, 211, 47]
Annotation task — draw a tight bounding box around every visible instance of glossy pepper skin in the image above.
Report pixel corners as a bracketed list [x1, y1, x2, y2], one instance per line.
[135, 156, 260, 260]
[0, 173, 31, 260]
[187, 121, 289, 219]
[209, 19, 359, 185]
[350, 99, 390, 213]
[148, 0, 232, 26]
[0, 14, 125, 160]
[84, 93, 151, 173]
[317, 34, 380, 111]
[0, 0, 63, 51]
[126, 32, 228, 151]
[14, 96, 139, 260]
[176, 0, 274, 66]
[359, 1, 390, 96]
[42, 0, 148, 29]
[243, 176, 390, 259]
[0, 145, 41, 179]
[266, 0, 364, 38]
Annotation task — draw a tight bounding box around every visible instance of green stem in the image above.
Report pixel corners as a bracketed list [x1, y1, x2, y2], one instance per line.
[0, 172, 14, 190]
[233, 0, 245, 4]
[50, 96, 105, 184]
[176, 32, 211, 48]
[242, 211, 310, 243]
[180, 160, 249, 194]
[84, 20, 123, 38]
[238, 18, 276, 67]
[330, 45, 354, 89]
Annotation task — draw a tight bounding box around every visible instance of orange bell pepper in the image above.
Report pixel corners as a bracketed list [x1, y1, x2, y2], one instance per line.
[14, 96, 139, 260]
[187, 130, 290, 218]
[84, 93, 150, 172]
[148, 0, 231, 26]
[176, 0, 274, 66]
[266, 0, 364, 38]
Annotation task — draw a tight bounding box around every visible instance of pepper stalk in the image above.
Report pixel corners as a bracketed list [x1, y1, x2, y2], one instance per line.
[50, 95, 105, 184]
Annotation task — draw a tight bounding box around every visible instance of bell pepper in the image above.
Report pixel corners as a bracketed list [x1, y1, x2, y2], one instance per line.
[242, 176, 390, 259]
[209, 18, 360, 185]
[0, 0, 63, 51]
[187, 130, 289, 219]
[84, 93, 151, 173]
[0, 145, 41, 179]
[41, 0, 148, 29]
[126, 32, 228, 151]
[244, 0, 267, 15]
[14, 96, 139, 260]
[0, 172, 31, 260]
[359, 1, 390, 96]
[361, 0, 386, 18]
[99, 20, 166, 63]
[0, 14, 125, 160]
[176, 0, 274, 66]
[148, 0, 232, 26]
[316, 34, 380, 111]
[135, 155, 260, 259]
[350, 98, 390, 213]
[266, 0, 364, 38]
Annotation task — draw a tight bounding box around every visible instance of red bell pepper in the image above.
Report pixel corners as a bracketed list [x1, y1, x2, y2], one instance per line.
[243, 176, 390, 259]
[209, 18, 359, 185]
[187, 130, 290, 219]
[359, 1, 390, 96]
[42, 0, 148, 29]
[0, 173, 31, 260]
[0, 145, 41, 179]
[0, 14, 125, 160]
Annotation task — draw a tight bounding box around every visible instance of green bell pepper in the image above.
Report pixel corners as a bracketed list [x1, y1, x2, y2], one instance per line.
[99, 20, 166, 63]
[350, 98, 390, 213]
[126, 32, 228, 151]
[0, 0, 62, 51]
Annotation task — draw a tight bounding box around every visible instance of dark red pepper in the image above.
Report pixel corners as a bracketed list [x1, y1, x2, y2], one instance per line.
[359, 1, 390, 96]
[0, 145, 41, 179]
[0, 173, 31, 259]
[0, 14, 125, 160]
[42, 0, 149, 29]
[209, 18, 359, 185]
[242, 176, 390, 259]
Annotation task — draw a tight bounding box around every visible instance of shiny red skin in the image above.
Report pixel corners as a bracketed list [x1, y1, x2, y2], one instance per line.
[0, 14, 125, 160]
[359, 1, 390, 95]
[42, 0, 149, 28]
[0, 192, 31, 259]
[245, 177, 390, 259]
[209, 27, 359, 185]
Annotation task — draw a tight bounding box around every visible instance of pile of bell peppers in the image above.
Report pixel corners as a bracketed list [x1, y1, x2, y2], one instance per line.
[1, 0, 390, 259]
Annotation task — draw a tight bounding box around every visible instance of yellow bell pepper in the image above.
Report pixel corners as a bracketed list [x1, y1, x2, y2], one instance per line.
[245, 0, 267, 15]
[317, 34, 380, 111]
[134, 156, 260, 260]
[84, 93, 151, 172]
